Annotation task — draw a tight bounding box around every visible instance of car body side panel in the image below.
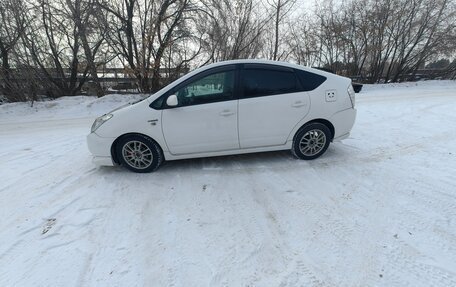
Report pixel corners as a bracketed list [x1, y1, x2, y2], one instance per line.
[238, 91, 310, 148]
[162, 100, 239, 155]
[162, 141, 292, 161]
[286, 75, 354, 142]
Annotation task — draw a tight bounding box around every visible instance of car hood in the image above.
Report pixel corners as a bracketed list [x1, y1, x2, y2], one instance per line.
[107, 97, 148, 114]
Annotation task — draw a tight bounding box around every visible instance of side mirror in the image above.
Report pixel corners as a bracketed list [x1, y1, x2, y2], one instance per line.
[166, 94, 178, 107]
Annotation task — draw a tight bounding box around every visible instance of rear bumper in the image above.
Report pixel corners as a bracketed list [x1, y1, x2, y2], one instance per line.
[333, 132, 350, 141]
[87, 132, 116, 166]
[331, 108, 356, 141]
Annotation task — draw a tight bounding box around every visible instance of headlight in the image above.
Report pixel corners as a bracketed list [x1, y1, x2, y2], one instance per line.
[91, 113, 113, 133]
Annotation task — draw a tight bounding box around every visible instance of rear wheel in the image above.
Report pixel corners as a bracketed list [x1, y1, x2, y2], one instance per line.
[116, 134, 163, 173]
[292, 123, 331, 160]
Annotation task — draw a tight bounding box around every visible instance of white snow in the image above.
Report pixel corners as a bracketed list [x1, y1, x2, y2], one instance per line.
[1, 80, 456, 286]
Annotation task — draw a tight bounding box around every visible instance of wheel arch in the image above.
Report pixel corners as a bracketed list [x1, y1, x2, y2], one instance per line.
[111, 132, 164, 165]
[293, 119, 335, 142]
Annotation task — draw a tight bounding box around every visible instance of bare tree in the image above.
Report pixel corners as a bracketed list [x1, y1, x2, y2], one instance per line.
[96, 0, 197, 92]
[2, 0, 455, 103]
[22, 0, 82, 97]
[306, 0, 456, 82]
[313, 0, 348, 72]
[66, 0, 107, 97]
[391, 0, 454, 81]
[0, 0, 28, 98]
[286, 13, 320, 66]
[198, 0, 266, 63]
[264, 0, 296, 61]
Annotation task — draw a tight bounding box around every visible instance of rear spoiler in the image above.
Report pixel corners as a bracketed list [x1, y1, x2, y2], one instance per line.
[352, 83, 363, 93]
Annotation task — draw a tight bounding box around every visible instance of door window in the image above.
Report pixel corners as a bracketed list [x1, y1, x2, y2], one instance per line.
[173, 70, 235, 107]
[242, 68, 299, 98]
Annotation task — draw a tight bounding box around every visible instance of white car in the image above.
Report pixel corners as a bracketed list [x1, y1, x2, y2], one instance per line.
[87, 59, 356, 173]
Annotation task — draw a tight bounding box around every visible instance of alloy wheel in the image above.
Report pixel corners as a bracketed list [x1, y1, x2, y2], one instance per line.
[299, 129, 327, 156]
[122, 140, 154, 169]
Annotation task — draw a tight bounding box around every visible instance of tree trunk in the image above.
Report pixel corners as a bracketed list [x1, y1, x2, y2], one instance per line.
[273, 0, 281, 60]
[1, 49, 11, 96]
[66, 0, 104, 97]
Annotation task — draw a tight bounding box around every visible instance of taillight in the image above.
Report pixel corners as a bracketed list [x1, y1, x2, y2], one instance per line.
[347, 85, 355, 108]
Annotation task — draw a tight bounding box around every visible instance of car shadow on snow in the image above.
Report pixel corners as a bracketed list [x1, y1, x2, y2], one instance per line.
[96, 142, 358, 174]
[157, 143, 360, 172]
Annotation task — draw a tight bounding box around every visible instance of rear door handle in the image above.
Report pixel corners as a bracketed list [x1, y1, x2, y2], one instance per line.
[292, 101, 307, 108]
[220, 110, 235, 116]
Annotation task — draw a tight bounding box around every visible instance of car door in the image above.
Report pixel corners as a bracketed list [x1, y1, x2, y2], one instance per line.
[238, 64, 311, 148]
[161, 66, 239, 155]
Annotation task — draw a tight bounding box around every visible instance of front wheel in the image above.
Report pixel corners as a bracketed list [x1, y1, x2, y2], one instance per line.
[116, 134, 163, 173]
[292, 123, 331, 160]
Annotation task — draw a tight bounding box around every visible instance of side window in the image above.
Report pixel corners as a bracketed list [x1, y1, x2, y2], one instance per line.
[173, 70, 235, 107]
[242, 68, 299, 98]
[295, 69, 326, 91]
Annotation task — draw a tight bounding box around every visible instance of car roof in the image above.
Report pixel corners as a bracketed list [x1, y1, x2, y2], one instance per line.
[194, 59, 336, 78]
[202, 59, 307, 70]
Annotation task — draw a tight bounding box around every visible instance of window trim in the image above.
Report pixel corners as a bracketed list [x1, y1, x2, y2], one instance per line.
[239, 64, 302, 99]
[150, 65, 238, 110]
[243, 63, 294, 73]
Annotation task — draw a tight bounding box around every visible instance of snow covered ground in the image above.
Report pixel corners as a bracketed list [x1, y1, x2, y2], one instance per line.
[1, 81, 456, 286]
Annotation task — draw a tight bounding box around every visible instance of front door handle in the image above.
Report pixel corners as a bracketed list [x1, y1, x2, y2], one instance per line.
[220, 110, 235, 117]
[292, 101, 307, 108]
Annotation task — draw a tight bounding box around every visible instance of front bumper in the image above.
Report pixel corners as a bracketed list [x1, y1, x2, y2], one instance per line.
[93, 156, 115, 166]
[87, 132, 116, 166]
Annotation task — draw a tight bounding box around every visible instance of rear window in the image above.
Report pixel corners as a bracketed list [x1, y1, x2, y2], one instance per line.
[295, 69, 326, 91]
[242, 68, 299, 98]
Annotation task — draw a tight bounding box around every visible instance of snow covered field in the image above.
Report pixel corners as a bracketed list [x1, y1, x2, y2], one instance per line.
[1, 81, 456, 286]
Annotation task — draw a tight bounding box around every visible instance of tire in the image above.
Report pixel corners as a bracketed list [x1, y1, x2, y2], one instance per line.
[292, 122, 331, 160]
[116, 134, 163, 173]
